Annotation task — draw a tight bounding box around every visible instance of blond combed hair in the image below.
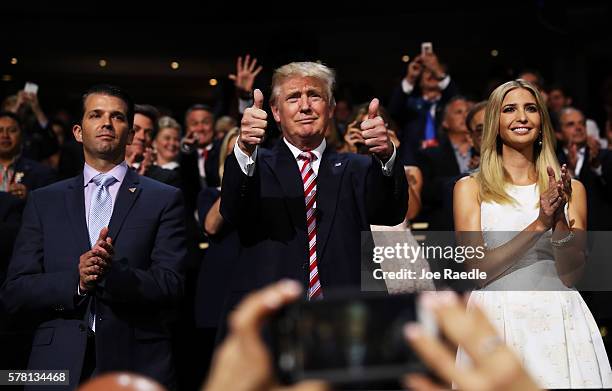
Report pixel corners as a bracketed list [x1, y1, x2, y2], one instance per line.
[270, 62, 336, 106]
[474, 79, 560, 204]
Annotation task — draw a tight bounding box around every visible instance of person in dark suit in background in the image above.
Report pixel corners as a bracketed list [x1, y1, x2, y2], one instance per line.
[417, 96, 471, 230]
[388, 50, 459, 166]
[556, 107, 612, 231]
[0, 191, 29, 379]
[2, 85, 187, 390]
[220, 61, 407, 310]
[0, 111, 57, 200]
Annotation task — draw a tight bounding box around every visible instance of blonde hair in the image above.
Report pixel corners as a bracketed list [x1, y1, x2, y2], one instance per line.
[475, 79, 560, 204]
[157, 116, 181, 134]
[270, 62, 336, 106]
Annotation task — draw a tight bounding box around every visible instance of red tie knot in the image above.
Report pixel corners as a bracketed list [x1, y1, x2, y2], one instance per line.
[298, 151, 315, 162]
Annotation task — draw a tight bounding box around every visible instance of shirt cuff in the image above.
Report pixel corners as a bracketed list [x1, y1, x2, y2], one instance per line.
[375, 142, 397, 177]
[438, 75, 451, 90]
[233, 141, 257, 177]
[238, 98, 252, 115]
[401, 79, 414, 95]
[77, 284, 87, 296]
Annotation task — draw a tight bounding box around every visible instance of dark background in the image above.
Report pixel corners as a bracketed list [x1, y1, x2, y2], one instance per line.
[2, 1, 611, 125]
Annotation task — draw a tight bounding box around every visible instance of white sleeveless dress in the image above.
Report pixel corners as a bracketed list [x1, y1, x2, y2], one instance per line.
[457, 183, 612, 389]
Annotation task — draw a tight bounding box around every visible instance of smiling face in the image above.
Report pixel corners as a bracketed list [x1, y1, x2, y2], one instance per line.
[271, 76, 334, 151]
[73, 93, 133, 163]
[186, 109, 214, 147]
[498, 88, 541, 150]
[154, 126, 181, 164]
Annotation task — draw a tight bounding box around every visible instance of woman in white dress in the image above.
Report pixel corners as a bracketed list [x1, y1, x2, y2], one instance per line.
[453, 79, 612, 388]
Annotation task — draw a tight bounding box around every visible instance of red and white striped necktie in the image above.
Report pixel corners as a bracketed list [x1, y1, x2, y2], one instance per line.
[299, 151, 323, 300]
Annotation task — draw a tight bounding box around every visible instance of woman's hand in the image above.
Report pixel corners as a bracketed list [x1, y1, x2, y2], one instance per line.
[538, 166, 566, 230]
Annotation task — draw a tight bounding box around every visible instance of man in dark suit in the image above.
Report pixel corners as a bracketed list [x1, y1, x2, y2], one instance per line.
[417, 97, 472, 230]
[388, 51, 459, 166]
[221, 62, 407, 307]
[178, 104, 221, 209]
[556, 107, 612, 231]
[2, 85, 187, 390]
[0, 111, 57, 199]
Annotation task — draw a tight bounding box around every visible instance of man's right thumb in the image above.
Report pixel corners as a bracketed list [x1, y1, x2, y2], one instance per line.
[253, 89, 264, 109]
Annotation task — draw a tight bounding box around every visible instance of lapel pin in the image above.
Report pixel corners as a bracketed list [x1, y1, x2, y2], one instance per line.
[129, 187, 136, 193]
[335, 162, 342, 167]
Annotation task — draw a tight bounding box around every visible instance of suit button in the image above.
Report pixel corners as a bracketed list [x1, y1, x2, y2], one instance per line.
[79, 324, 86, 332]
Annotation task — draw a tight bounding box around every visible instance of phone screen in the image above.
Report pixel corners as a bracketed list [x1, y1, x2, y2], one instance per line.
[421, 42, 433, 56]
[270, 293, 428, 385]
[24, 82, 39, 95]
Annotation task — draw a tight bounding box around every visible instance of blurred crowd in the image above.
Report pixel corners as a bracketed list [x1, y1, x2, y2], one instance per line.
[1, 52, 612, 390]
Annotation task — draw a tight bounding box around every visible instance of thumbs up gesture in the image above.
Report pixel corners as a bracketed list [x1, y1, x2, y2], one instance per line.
[238, 88, 267, 156]
[360, 98, 394, 160]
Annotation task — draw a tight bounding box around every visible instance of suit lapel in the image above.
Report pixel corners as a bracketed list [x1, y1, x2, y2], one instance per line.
[65, 174, 91, 253]
[261, 141, 305, 230]
[313, 149, 347, 264]
[107, 169, 141, 242]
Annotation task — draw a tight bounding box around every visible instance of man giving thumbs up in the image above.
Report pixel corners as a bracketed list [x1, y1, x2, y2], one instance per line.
[221, 61, 407, 310]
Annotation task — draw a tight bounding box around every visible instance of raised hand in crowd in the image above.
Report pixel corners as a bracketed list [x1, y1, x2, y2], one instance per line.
[12, 90, 49, 127]
[342, 121, 366, 153]
[360, 98, 394, 160]
[404, 291, 540, 391]
[79, 227, 114, 293]
[238, 88, 267, 156]
[229, 54, 263, 98]
[201, 280, 329, 391]
[418, 51, 446, 80]
[405, 57, 423, 85]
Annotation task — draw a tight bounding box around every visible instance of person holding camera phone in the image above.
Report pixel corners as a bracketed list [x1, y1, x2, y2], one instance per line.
[454, 80, 612, 388]
[388, 44, 459, 167]
[220, 61, 407, 315]
[202, 280, 540, 391]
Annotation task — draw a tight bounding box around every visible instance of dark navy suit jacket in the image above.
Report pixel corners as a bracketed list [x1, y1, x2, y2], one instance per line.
[220, 140, 408, 299]
[2, 168, 187, 390]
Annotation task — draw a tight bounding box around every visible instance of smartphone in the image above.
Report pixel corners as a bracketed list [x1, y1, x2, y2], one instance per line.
[421, 42, 433, 56]
[270, 292, 435, 386]
[24, 82, 39, 95]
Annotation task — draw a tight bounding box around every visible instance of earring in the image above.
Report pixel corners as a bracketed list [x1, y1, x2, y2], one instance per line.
[538, 132, 543, 146]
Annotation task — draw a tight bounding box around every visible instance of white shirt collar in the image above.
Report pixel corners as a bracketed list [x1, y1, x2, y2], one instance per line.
[83, 161, 128, 187]
[283, 137, 326, 162]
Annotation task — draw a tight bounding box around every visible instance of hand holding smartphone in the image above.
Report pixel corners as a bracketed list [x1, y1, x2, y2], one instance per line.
[270, 292, 436, 386]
